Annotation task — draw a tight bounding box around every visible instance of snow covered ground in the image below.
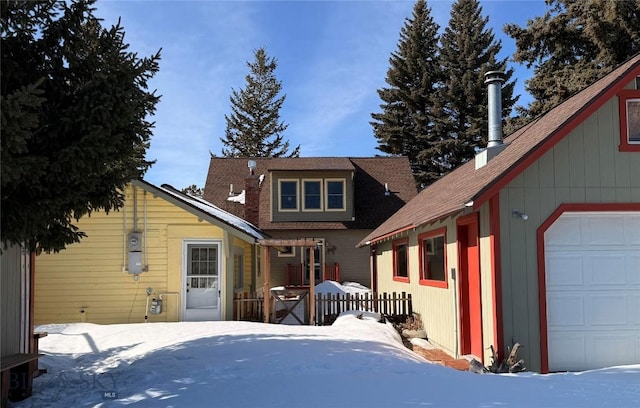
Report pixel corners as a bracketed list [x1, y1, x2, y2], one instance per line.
[14, 312, 640, 408]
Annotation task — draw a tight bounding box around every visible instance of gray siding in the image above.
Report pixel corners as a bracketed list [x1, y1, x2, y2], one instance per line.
[500, 95, 640, 372]
[1, 244, 24, 357]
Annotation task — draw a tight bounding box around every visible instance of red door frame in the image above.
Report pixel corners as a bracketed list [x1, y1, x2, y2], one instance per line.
[457, 213, 483, 360]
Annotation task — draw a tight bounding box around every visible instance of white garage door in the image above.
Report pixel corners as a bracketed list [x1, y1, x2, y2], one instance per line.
[545, 211, 640, 372]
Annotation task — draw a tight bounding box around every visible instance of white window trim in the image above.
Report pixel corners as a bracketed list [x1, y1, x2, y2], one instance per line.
[302, 179, 323, 212]
[278, 179, 299, 212]
[324, 178, 346, 211]
[277, 246, 296, 258]
[626, 98, 640, 143]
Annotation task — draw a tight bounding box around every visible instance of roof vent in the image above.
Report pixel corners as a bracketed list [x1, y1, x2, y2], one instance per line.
[476, 70, 507, 169]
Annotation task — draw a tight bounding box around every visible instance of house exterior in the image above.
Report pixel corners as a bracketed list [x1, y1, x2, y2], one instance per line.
[359, 55, 640, 373]
[34, 179, 265, 325]
[204, 157, 417, 289]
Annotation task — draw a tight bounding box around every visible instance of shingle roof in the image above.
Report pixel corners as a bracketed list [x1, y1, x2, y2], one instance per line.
[132, 179, 265, 241]
[358, 54, 640, 246]
[203, 157, 418, 230]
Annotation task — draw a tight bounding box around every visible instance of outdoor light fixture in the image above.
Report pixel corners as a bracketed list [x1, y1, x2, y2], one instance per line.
[512, 209, 529, 221]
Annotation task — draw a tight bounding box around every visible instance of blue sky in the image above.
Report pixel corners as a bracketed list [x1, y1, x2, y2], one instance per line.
[95, 0, 548, 190]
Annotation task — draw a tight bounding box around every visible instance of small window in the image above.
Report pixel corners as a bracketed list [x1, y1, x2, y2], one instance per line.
[419, 229, 447, 288]
[233, 253, 244, 291]
[618, 90, 640, 152]
[277, 246, 296, 258]
[303, 180, 322, 211]
[393, 239, 409, 283]
[325, 179, 345, 210]
[626, 99, 640, 142]
[279, 180, 298, 211]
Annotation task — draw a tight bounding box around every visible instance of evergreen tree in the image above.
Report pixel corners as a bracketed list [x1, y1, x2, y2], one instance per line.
[220, 48, 300, 158]
[505, 0, 640, 122]
[437, 0, 518, 168]
[1, 0, 160, 253]
[181, 184, 204, 198]
[371, 0, 443, 188]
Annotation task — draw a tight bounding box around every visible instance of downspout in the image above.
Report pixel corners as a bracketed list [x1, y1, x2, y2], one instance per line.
[144, 190, 148, 272]
[122, 192, 127, 272]
[133, 185, 138, 232]
[452, 267, 459, 359]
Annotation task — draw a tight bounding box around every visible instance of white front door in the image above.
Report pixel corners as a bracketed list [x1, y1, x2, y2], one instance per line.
[183, 241, 222, 321]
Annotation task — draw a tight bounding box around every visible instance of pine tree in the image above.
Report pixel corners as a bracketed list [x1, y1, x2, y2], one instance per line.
[181, 184, 204, 198]
[370, 0, 443, 188]
[505, 0, 640, 121]
[1, 0, 160, 252]
[437, 0, 518, 168]
[220, 48, 300, 158]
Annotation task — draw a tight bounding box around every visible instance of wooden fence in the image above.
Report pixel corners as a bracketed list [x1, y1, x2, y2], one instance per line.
[233, 291, 412, 325]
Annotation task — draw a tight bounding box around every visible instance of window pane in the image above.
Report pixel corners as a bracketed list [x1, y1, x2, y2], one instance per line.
[304, 181, 321, 209]
[628, 99, 640, 142]
[425, 236, 445, 281]
[280, 181, 297, 209]
[326, 181, 344, 209]
[395, 243, 408, 278]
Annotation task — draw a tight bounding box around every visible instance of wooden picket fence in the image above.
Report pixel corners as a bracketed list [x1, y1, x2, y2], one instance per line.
[233, 291, 412, 326]
[315, 291, 412, 325]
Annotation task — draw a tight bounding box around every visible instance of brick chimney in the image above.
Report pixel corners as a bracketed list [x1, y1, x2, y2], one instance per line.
[244, 160, 260, 226]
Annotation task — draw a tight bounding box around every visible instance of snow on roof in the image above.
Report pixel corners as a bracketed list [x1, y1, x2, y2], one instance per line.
[149, 182, 265, 241]
[227, 190, 245, 204]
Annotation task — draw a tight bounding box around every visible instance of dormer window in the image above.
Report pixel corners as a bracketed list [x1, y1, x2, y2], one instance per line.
[619, 89, 640, 152]
[326, 179, 345, 210]
[303, 180, 322, 211]
[279, 180, 298, 211]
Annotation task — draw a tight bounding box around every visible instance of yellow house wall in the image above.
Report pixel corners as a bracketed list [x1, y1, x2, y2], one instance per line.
[35, 184, 256, 324]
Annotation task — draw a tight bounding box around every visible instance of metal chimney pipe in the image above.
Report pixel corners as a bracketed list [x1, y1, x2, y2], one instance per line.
[485, 71, 505, 148]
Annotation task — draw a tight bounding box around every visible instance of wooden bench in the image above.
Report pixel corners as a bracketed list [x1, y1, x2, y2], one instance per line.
[1, 353, 42, 408]
[1, 332, 48, 407]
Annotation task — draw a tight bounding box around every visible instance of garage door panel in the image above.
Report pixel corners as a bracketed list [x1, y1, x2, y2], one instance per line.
[589, 255, 627, 285]
[545, 211, 640, 371]
[590, 334, 632, 368]
[588, 295, 628, 326]
[584, 216, 626, 246]
[546, 217, 581, 246]
[547, 295, 584, 326]
[627, 255, 640, 284]
[631, 296, 640, 325]
[624, 216, 640, 245]
[548, 335, 586, 372]
[546, 255, 584, 286]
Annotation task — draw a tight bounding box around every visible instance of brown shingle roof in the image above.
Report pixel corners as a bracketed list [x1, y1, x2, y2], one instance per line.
[359, 54, 640, 246]
[203, 157, 418, 230]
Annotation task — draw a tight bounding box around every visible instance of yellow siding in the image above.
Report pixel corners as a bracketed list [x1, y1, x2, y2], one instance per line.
[375, 216, 459, 357]
[35, 184, 256, 324]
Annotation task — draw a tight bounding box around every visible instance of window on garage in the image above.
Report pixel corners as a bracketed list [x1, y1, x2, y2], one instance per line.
[393, 238, 409, 283]
[618, 90, 640, 152]
[419, 228, 447, 288]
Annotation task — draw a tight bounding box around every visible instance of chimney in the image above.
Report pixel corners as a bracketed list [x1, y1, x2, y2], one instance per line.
[244, 160, 260, 226]
[476, 70, 507, 169]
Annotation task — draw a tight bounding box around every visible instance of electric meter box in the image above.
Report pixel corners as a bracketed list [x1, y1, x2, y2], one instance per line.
[128, 232, 143, 252]
[128, 251, 143, 274]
